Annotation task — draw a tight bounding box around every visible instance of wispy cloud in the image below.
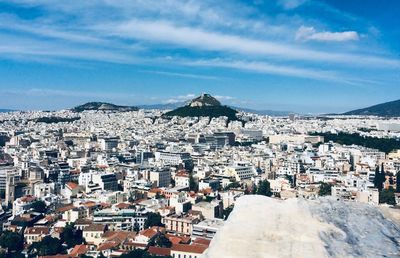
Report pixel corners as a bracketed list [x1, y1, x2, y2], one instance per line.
[296, 26, 360, 42]
[0, 0, 398, 91]
[163, 94, 196, 104]
[278, 0, 307, 10]
[181, 58, 372, 86]
[139, 70, 221, 80]
[96, 19, 398, 68]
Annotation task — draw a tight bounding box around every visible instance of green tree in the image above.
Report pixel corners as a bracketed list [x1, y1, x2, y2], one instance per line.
[31, 200, 47, 213]
[396, 172, 400, 193]
[318, 182, 332, 196]
[373, 166, 381, 190]
[151, 234, 172, 248]
[256, 179, 272, 197]
[380, 187, 396, 205]
[144, 212, 164, 229]
[380, 164, 387, 189]
[61, 224, 83, 248]
[189, 173, 198, 192]
[0, 231, 24, 254]
[223, 205, 234, 220]
[119, 249, 147, 258]
[30, 236, 64, 256]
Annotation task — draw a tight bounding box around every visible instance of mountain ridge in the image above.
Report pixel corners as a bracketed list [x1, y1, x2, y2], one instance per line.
[163, 94, 239, 120]
[343, 99, 400, 117]
[72, 102, 139, 112]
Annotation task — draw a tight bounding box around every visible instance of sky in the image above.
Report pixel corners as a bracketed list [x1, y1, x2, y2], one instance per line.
[0, 0, 399, 113]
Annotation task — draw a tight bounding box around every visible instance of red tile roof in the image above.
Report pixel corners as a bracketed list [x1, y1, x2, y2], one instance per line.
[69, 244, 88, 257]
[171, 244, 207, 254]
[148, 246, 171, 256]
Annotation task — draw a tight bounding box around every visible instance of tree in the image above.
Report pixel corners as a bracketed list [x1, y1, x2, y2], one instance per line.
[31, 200, 47, 213]
[30, 236, 64, 256]
[396, 172, 400, 193]
[61, 224, 83, 248]
[144, 212, 164, 229]
[380, 164, 387, 189]
[119, 249, 147, 258]
[0, 231, 24, 254]
[151, 234, 172, 248]
[380, 187, 396, 205]
[189, 173, 198, 192]
[373, 166, 381, 189]
[318, 182, 332, 196]
[120, 249, 172, 258]
[223, 205, 234, 220]
[256, 179, 272, 197]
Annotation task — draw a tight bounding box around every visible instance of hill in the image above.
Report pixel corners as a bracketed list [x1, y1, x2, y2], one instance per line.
[72, 102, 138, 112]
[344, 99, 400, 117]
[0, 109, 15, 113]
[140, 102, 292, 116]
[138, 102, 185, 110]
[163, 94, 239, 120]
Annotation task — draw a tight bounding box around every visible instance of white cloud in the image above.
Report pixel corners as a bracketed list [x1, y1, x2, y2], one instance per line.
[95, 20, 396, 68]
[214, 95, 235, 101]
[139, 70, 220, 80]
[296, 26, 359, 42]
[182, 58, 363, 85]
[163, 94, 196, 104]
[278, 0, 307, 10]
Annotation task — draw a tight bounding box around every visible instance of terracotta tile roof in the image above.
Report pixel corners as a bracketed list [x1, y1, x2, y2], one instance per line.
[139, 228, 158, 239]
[74, 218, 92, 225]
[20, 195, 36, 202]
[97, 241, 119, 251]
[81, 201, 98, 208]
[192, 238, 211, 247]
[84, 224, 106, 232]
[25, 227, 49, 235]
[165, 234, 190, 245]
[171, 244, 207, 254]
[148, 246, 171, 256]
[56, 204, 75, 213]
[69, 244, 88, 257]
[149, 188, 163, 193]
[66, 182, 79, 190]
[102, 231, 136, 244]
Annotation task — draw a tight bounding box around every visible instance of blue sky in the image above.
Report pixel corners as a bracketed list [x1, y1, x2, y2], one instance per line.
[0, 0, 399, 113]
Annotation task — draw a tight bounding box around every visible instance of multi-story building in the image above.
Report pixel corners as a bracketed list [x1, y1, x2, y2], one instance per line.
[192, 218, 225, 240]
[93, 208, 147, 231]
[225, 162, 257, 181]
[0, 166, 19, 204]
[149, 168, 171, 188]
[162, 213, 201, 235]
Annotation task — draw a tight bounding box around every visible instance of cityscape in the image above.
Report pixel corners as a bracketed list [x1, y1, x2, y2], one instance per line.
[1, 0, 400, 258]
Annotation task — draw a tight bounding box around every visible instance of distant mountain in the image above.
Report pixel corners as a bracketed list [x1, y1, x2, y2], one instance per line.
[233, 107, 292, 116]
[0, 109, 15, 113]
[163, 94, 239, 121]
[140, 101, 291, 116]
[343, 99, 400, 117]
[138, 102, 185, 110]
[72, 102, 138, 112]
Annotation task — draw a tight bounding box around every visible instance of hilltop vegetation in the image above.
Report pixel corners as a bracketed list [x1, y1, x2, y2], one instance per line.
[312, 132, 400, 153]
[163, 94, 239, 121]
[72, 102, 138, 112]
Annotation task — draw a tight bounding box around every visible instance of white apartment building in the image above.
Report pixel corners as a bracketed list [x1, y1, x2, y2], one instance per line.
[224, 162, 257, 181]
